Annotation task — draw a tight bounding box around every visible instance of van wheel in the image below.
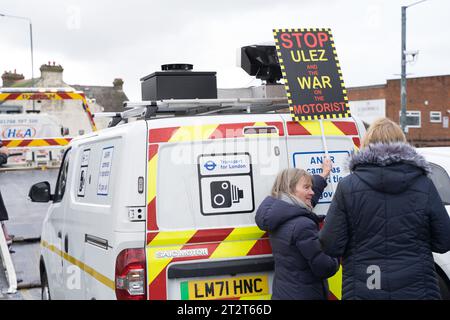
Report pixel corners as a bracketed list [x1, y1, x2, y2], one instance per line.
[438, 273, 450, 300]
[41, 269, 51, 300]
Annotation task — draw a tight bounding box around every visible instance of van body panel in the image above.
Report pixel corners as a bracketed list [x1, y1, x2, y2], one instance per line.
[145, 114, 286, 300]
[40, 121, 147, 300]
[41, 113, 368, 300]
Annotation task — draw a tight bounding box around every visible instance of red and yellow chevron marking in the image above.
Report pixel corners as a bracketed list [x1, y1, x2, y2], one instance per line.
[146, 226, 271, 300]
[147, 144, 159, 231]
[0, 91, 97, 131]
[287, 120, 358, 136]
[145, 120, 360, 300]
[2, 137, 72, 148]
[287, 120, 360, 153]
[148, 122, 285, 144]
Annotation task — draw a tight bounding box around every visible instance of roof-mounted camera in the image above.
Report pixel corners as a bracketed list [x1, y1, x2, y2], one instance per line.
[239, 44, 282, 84]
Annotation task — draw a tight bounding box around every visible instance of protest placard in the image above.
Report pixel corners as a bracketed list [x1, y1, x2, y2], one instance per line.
[273, 28, 351, 121]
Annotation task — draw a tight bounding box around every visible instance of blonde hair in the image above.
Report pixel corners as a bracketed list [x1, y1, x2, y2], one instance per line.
[361, 117, 407, 149]
[271, 168, 312, 198]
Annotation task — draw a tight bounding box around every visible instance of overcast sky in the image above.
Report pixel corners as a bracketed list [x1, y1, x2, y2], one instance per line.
[0, 0, 449, 100]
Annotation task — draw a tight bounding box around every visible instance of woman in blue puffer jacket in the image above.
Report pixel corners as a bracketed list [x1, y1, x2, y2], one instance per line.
[255, 159, 339, 300]
[320, 118, 450, 300]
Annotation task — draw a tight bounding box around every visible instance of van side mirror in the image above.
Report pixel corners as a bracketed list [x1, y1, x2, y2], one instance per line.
[29, 181, 53, 202]
[61, 127, 70, 136]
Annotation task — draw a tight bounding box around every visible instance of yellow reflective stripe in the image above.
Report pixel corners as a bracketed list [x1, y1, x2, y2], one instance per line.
[209, 227, 265, 259]
[146, 230, 196, 285]
[41, 240, 115, 291]
[0, 93, 10, 101]
[209, 240, 259, 259]
[5, 140, 22, 148]
[28, 139, 50, 147]
[147, 153, 158, 202]
[221, 226, 265, 242]
[67, 92, 84, 100]
[168, 124, 219, 142]
[53, 138, 70, 146]
[148, 230, 196, 247]
[299, 121, 346, 136]
[253, 122, 268, 127]
[147, 244, 185, 284]
[328, 264, 342, 300]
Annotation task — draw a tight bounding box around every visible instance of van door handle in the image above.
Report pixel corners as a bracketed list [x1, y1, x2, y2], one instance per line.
[64, 234, 69, 253]
[57, 231, 62, 239]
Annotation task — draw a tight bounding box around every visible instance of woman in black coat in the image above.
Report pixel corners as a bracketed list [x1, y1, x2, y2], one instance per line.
[255, 159, 339, 300]
[320, 118, 450, 300]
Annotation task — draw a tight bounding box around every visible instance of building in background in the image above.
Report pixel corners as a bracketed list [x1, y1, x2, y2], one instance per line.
[1, 62, 128, 134]
[348, 74, 450, 147]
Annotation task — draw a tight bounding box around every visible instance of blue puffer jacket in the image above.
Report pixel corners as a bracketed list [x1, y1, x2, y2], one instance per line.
[255, 175, 339, 300]
[320, 142, 450, 300]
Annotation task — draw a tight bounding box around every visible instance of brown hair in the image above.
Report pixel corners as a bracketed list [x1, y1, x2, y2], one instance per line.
[361, 117, 407, 149]
[271, 168, 312, 198]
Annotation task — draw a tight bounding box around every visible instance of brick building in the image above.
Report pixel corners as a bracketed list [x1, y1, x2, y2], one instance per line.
[348, 74, 450, 147]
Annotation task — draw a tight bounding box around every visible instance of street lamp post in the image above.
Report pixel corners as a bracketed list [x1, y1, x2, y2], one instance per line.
[400, 0, 428, 134]
[401, 6, 407, 133]
[0, 13, 35, 110]
[0, 13, 35, 85]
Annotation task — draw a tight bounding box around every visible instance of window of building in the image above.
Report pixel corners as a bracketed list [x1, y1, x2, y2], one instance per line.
[399, 111, 421, 128]
[430, 111, 442, 123]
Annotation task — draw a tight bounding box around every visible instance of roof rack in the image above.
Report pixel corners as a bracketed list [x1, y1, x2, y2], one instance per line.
[94, 97, 290, 127]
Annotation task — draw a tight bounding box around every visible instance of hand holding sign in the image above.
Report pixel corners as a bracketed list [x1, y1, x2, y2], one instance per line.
[320, 157, 333, 179]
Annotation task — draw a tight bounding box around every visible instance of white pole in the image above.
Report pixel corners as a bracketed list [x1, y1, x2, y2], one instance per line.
[0, 224, 17, 294]
[319, 119, 335, 193]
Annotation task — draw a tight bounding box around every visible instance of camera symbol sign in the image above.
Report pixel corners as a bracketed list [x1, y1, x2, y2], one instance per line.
[198, 153, 255, 215]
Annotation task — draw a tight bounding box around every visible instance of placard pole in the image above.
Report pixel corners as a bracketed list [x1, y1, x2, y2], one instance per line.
[319, 119, 335, 193]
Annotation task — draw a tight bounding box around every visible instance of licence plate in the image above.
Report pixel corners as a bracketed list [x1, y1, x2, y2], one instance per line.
[180, 275, 269, 300]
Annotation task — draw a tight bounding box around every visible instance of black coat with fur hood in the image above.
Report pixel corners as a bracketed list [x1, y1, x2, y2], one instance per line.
[320, 142, 450, 300]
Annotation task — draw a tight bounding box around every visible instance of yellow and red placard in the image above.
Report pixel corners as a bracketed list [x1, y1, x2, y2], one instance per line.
[273, 28, 351, 121]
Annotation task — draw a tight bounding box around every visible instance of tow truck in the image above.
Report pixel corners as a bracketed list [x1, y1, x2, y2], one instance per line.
[0, 88, 97, 295]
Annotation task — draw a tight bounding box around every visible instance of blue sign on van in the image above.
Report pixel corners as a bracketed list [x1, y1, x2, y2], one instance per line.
[293, 150, 350, 204]
[204, 161, 217, 171]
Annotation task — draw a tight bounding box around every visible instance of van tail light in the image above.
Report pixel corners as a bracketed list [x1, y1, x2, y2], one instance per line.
[115, 248, 146, 300]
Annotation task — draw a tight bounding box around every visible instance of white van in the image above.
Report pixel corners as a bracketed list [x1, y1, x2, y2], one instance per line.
[29, 99, 367, 300]
[417, 147, 450, 299]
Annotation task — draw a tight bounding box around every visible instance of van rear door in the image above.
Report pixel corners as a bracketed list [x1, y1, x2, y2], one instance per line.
[145, 115, 288, 300]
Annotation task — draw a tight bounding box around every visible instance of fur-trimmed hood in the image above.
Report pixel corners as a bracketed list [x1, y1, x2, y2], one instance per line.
[348, 142, 431, 194]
